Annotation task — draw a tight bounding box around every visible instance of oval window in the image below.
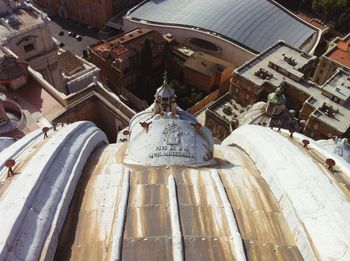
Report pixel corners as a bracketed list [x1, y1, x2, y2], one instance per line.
[189, 38, 220, 52]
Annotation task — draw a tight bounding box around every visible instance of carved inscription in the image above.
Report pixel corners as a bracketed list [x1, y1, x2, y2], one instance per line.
[163, 123, 183, 145]
[148, 122, 194, 159]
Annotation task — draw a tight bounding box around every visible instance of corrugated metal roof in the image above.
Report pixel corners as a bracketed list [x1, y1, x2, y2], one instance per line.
[128, 0, 318, 52]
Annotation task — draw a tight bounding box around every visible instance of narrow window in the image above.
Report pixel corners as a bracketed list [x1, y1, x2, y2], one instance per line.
[23, 43, 35, 53]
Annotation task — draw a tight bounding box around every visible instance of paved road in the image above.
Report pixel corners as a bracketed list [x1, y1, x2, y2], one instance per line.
[48, 16, 121, 57]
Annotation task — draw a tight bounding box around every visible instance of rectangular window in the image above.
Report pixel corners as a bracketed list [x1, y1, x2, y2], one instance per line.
[23, 43, 35, 53]
[332, 96, 339, 103]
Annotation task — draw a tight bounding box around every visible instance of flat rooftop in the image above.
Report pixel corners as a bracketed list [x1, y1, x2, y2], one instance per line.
[322, 69, 350, 103]
[91, 28, 153, 52]
[0, 6, 44, 39]
[237, 41, 315, 88]
[294, 11, 328, 31]
[111, 28, 154, 45]
[235, 41, 350, 133]
[306, 96, 350, 133]
[90, 28, 157, 59]
[15, 76, 64, 118]
[127, 0, 318, 53]
[208, 93, 245, 124]
[326, 34, 350, 69]
[3, 75, 64, 138]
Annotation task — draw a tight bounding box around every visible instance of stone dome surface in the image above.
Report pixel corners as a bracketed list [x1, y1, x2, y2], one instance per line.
[1, 118, 350, 260]
[125, 78, 214, 167]
[125, 105, 214, 167]
[317, 137, 350, 164]
[239, 101, 301, 131]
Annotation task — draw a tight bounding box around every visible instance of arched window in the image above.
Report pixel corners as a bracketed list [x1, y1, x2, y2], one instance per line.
[17, 36, 37, 54]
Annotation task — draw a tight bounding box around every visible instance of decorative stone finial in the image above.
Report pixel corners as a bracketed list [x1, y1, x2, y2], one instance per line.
[163, 70, 168, 85]
[280, 78, 287, 92]
[154, 71, 177, 115]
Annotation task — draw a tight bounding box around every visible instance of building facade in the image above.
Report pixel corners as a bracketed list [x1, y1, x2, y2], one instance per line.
[204, 93, 242, 141]
[33, 0, 141, 29]
[0, 1, 66, 92]
[89, 28, 165, 110]
[229, 41, 350, 140]
[167, 44, 234, 94]
[0, 48, 28, 91]
[300, 69, 350, 139]
[312, 33, 350, 85]
[0, 2, 132, 140]
[58, 50, 100, 94]
[0, 60, 133, 141]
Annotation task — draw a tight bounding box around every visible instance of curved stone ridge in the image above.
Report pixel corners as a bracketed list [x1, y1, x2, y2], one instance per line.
[0, 121, 107, 261]
[224, 125, 350, 261]
[0, 137, 14, 151]
[0, 128, 43, 176]
[317, 138, 350, 166]
[211, 169, 246, 261]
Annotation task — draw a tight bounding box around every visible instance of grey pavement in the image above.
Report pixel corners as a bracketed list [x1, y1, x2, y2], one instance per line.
[48, 16, 121, 57]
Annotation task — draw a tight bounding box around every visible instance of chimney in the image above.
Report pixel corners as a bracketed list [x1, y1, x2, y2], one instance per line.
[93, 76, 98, 85]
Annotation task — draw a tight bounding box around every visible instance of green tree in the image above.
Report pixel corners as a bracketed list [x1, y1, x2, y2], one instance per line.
[137, 39, 154, 101]
[170, 79, 188, 97]
[140, 39, 153, 77]
[276, 0, 313, 10]
[297, 0, 313, 10]
[337, 8, 350, 32]
[312, 0, 347, 22]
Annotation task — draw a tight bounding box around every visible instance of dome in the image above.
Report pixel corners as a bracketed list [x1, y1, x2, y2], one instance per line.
[317, 137, 350, 164]
[267, 87, 286, 105]
[1, 104, 350, 259]
[0, 51, 28, 91]
[239, 101, 301, 131]
[0, 93, 24, 133]
[0, 53, 26, 82]
[0, 92, 6, 102]
[154, 76, 175, 98]
[124, 73, 214, 167]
